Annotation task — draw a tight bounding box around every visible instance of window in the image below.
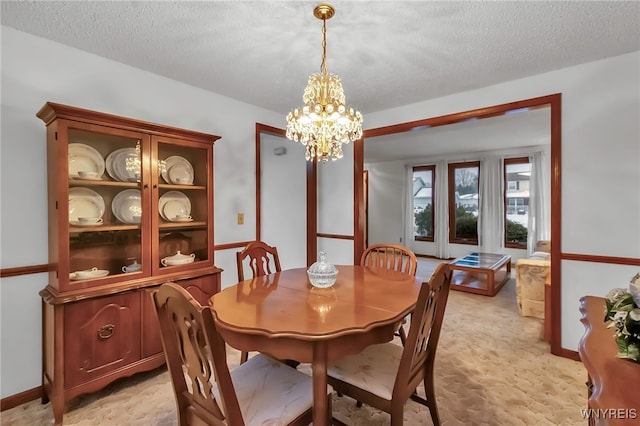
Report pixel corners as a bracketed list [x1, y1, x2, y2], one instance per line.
[448, 162, 479, 244]
[504, 157, 531, 248]
[412, 165, 435, 241]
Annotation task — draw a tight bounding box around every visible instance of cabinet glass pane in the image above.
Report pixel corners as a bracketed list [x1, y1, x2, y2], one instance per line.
[68, 128, 144, 281]
[156, 141, 209, 269]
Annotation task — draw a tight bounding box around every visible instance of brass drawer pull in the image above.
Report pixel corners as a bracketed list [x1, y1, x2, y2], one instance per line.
[97, 324, 115, 340]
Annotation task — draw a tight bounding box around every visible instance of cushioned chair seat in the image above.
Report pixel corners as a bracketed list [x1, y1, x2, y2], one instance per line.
[212, 354, 320, 425]
[328, 343, 402, 400]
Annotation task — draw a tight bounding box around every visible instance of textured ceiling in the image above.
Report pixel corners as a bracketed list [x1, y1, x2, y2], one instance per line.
[2, 1, 639, 117]
[2, 1, 638, 163]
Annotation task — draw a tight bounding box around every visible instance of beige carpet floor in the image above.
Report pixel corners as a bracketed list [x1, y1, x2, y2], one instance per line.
[1, 260, 587, 425]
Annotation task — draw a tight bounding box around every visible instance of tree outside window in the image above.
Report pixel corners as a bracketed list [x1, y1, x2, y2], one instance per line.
[504, 158, 531, 248]
[448, 162, 479, 244]
[412, 166, 435, 241]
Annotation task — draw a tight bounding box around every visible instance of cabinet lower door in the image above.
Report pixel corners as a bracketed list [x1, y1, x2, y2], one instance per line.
[64, 292, 141, 388]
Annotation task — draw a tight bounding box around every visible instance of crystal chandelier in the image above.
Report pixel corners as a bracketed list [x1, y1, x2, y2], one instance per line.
[286, 3, 363, 162]
[125, 140, 166, 182]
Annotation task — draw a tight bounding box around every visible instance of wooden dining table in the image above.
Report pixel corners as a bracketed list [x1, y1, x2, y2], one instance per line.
[209, 265, 423, 425]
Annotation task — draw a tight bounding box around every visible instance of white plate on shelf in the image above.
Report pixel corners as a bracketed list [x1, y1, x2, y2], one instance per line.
[162, 156, 194, 185]
[70, 269, 110, 280]
[158, 191, 191, 221]
[71, 175, 102, 181]
[163, 200, 190, 221]
[106, 148, 139, 182]
[70, 221, 103, 227]
[112, 189, 142, 224]
[169, 216, 194, 223]
[69, 188, 105, 222]
[68, 143, 105, 178]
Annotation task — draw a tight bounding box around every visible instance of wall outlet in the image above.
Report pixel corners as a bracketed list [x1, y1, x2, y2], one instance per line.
[237, 213, 244, 225]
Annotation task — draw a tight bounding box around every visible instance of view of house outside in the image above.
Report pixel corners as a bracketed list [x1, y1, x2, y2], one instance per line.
[451, 164, 479, 241]
[412, 160, 532, 248]
[505, 161, 531, 247]
[412, 166, 434, 239]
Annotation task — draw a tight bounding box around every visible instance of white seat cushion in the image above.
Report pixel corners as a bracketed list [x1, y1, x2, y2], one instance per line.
[328, 343, 402, 400]
[529, 251, 550, 261]
[213, 354, 331, 425]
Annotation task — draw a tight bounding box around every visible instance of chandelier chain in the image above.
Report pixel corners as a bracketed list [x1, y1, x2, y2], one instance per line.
[321, 18, 327, 75]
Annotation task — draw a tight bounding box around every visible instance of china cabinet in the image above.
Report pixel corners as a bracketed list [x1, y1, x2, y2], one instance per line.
[37, 102, 222, 425]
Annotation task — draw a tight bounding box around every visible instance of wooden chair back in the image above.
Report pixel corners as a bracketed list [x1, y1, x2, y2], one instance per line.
[326, 262, 452, 425]
[236, 241, 282, 282]
[394, 262, 452, 423]
[152, 283, 244, 426]
[360, 244, 418, 276]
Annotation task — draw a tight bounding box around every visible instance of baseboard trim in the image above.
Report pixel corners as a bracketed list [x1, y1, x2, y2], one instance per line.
[1, 386, 42, 411]
[553, 347, 581, 362]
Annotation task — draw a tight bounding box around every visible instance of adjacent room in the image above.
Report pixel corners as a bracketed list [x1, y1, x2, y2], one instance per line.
[1, 1, 639, 425]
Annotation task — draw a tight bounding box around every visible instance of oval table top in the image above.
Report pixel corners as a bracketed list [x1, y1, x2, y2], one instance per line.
[210, 265, 423, 339]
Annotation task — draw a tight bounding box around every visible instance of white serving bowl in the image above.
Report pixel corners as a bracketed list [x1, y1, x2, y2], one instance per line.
[161, 251, 195, 266]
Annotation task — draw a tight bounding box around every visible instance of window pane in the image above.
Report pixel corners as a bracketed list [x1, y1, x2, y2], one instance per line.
[413, 166, 434, 240]
[505, 161, 531, 248]
[450, 164, 479, 243]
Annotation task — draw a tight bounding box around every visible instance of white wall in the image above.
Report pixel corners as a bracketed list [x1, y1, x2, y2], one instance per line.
[0, 27, 283, 398]
[317, 141, 355, 265]
[365, 160, 406, 246]
[260, 133, 307, 270]
[362, 51, 640, 352]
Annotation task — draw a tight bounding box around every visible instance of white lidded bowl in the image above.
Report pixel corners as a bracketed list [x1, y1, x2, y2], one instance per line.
[161, 251, 195, 266]
[307, 251, 338, 288]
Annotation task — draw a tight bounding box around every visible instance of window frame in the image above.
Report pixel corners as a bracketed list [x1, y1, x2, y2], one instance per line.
[503, 156, 531, 249]
[412, 165, 435, 242]
[448, 161, 480, 245]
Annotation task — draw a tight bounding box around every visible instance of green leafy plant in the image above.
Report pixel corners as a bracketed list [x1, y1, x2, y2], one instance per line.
[605, 273, 640, 362]
[415, 204, 432, 236]
[506, 220, 527, 244]
[454, 205, 477, 239]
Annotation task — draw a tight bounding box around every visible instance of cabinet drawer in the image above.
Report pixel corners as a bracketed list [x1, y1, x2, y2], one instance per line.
[64, 292, 141, 388]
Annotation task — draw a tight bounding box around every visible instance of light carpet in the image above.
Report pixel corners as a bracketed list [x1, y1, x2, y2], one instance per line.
[1, 262, 587, 425]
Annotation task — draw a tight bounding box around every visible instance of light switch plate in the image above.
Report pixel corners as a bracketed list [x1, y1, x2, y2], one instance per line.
[237, 213, 244, 225]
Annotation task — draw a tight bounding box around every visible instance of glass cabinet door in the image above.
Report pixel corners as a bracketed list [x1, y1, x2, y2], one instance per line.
[66, 125, 150, 284]
[153, 136, 213, 272]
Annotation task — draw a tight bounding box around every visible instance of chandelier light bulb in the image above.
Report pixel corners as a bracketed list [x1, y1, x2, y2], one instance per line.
[286, 3, 363, 163]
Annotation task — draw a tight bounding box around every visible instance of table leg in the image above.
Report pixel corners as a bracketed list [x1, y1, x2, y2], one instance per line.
[312, 341, 329, 425]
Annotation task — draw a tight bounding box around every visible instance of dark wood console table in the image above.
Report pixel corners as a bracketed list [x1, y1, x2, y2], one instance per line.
[579, 296, 640, 425]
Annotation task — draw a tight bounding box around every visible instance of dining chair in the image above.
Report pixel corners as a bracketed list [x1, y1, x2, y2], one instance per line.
[236, 240, 282, 282]
[236, 240, 282, 363]
[327, 262, 452, 426]
[360, 243, 418, 276]
[152, 282, 330, 426]
[361, 243, 418, 344]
